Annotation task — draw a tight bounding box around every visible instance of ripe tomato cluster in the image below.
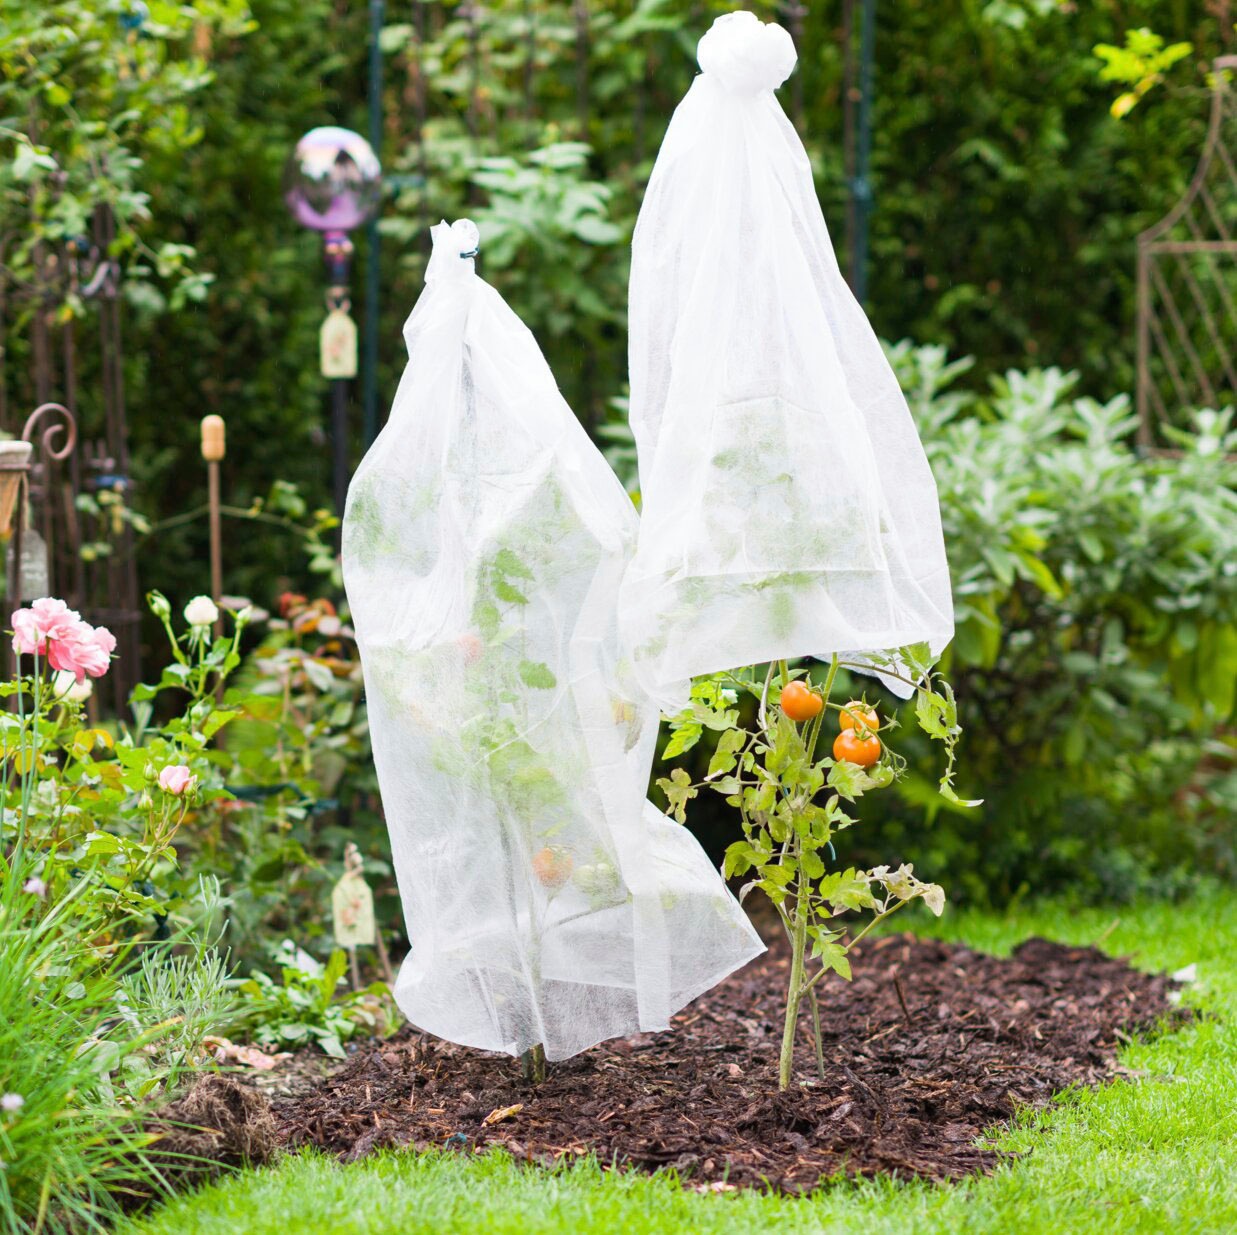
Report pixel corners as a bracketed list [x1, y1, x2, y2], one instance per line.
[779, 681, 882, 769]
[834, 700, 880, 767]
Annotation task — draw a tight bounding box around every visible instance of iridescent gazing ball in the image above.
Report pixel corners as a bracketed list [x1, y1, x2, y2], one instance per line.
[283, 127, 382, 233]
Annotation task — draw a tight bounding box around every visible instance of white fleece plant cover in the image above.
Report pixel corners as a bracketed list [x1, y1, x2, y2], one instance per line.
[343, 220, 762, 1062]
[619, 11, 954, 711]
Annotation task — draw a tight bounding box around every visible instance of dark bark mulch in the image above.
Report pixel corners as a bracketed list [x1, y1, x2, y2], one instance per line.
[266, 932, 1187, 1191]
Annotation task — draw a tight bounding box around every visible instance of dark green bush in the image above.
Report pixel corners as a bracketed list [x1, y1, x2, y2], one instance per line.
[853, 348, 1235, 903]
[660, 349, 1235, 904]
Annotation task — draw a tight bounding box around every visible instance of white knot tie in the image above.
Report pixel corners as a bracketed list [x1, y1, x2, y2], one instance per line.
[697, 11, 797, 97]
[426, 218, 480, 283]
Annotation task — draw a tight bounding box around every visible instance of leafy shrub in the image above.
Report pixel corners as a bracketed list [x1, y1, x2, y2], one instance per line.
[117, 905, 237, 1082]
[864, 346, 1237, 902]
[226, 940, 398, 1059]
[182, 588, 385, 967]
[0, 596, 261, 1229]
[0, 864, 160, 1234]
[9, 592, 252, 942]
[0, 583, 400, 1226]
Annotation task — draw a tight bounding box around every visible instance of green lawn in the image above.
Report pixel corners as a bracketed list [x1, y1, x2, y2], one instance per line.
[120, 888, 1237, 1235]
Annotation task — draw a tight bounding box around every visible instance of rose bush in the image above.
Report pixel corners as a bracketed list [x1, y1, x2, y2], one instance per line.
[0, 585, 393, 1228]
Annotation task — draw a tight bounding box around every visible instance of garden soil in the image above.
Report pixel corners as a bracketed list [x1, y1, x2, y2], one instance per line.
[235, 933, 1186, 1191]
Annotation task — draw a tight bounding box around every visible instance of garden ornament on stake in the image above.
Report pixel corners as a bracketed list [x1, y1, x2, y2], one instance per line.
[3, 403, 77, 612]
[342, 219, 762, 1070]
[200, 415, 225, 641]
[284, 126, 383, 542]
[623, 12, 970, 1091]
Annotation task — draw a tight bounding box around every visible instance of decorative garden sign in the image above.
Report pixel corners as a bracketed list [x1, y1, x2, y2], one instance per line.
[342, 219, 761, 1064]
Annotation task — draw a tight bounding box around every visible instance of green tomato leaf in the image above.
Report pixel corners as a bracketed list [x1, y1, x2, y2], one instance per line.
[815, 941, 852, 980]
[939, 781, 983, 809]
[723, 840, 754, 878]
[494, 580, 529, 605]
[656, 767, 698, 823]
[662, 718, 702, 759]
[800, 847, 825, 879]
[517, 660, 558, 690]
[707, 727, 746, 779]
[827, 760, 878, 801]
[817, 867, 876, 913]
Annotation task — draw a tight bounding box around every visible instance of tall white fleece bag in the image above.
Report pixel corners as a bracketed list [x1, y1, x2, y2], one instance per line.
[343, 220, 762, 1061]
[620, 13, 954, 709]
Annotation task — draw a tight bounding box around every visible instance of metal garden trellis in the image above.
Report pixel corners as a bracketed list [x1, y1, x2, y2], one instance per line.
[0, 200, 144, 715]
[1137, 55, 1237, 450]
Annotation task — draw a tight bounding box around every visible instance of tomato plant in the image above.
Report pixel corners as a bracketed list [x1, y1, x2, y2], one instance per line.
[658, 644, 976, 1090]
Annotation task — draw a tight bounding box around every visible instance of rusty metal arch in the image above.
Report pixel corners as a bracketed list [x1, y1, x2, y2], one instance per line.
[1137, 56, 1237, 449]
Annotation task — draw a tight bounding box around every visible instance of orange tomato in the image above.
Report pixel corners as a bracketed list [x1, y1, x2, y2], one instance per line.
[838, 702, 879, 733]
[780, 680, 823, 723]
[532, 847, 573, 891]
[832, 729, 881, 768]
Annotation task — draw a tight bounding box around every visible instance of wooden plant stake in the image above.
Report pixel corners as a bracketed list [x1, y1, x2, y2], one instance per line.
[373, 917, 396, 987]
[200, 414, 225, 640]
[520, 1043, 546, 1084]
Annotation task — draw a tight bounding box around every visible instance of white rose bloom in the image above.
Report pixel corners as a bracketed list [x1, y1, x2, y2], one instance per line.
[184, 595, 220, 627]
[52, 670, 93, 703]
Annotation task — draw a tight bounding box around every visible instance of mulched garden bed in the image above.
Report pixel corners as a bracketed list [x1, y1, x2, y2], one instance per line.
[258, 931, 1187, 1191]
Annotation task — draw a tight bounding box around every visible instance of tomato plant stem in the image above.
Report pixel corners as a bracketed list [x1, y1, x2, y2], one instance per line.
[520, 1043, 546, 1083]
[809, 987, 826, 1080]
[778, 846, 809, 1091]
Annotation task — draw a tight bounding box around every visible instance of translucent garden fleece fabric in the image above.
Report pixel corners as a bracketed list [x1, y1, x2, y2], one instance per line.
[343, 219, 763, 1061]
[619, 11, 954, 712]
[345, 11, 955, 1063]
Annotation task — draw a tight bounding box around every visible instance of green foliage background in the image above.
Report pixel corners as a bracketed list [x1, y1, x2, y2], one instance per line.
[4, 0, 1231, 597]
[2, 1, 1234, 902]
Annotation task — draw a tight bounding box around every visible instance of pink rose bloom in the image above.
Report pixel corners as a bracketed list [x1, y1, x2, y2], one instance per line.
[158, 765, 197, 796]
[11, 598, 81, 656]
[48, 622, 115, 684]
[11, 599, 115, 683]
[64, 624, 115, 681]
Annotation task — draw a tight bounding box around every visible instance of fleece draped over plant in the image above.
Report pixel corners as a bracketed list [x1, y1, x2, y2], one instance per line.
[342, 219, 761, 1062]
[618, 11, 954, 712]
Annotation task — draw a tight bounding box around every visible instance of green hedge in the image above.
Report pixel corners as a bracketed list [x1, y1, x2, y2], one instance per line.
[5, 1, 1228, 611]
[664, 348, 1236, 905]
[879, 346, 1235, 902]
